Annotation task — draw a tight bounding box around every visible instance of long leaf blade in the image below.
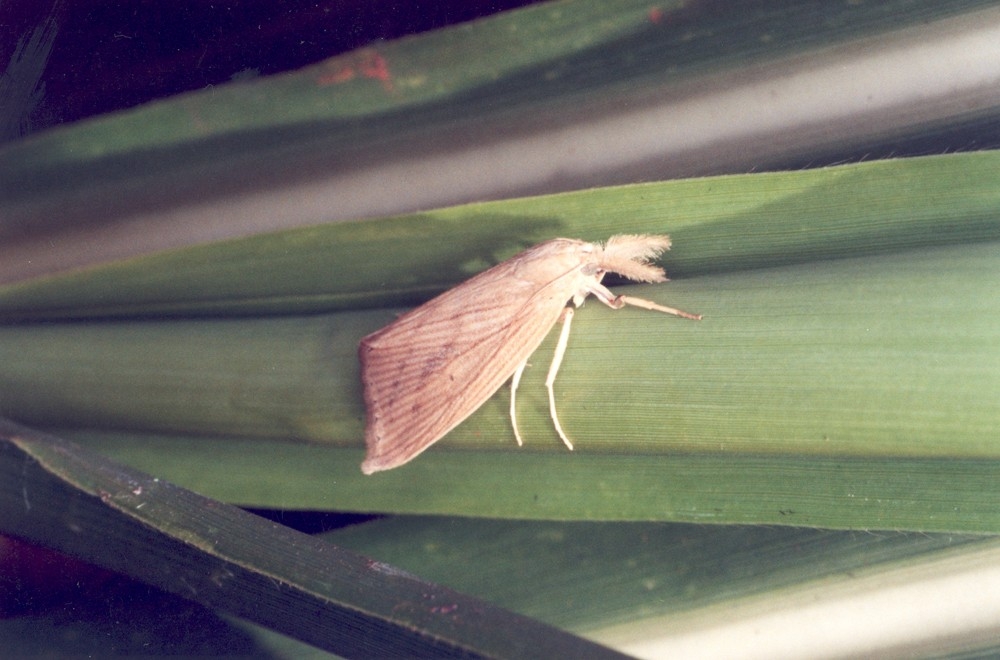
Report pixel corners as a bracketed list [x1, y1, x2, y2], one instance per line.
[0, 419, 629, 659]
[0, 153, 997, 319]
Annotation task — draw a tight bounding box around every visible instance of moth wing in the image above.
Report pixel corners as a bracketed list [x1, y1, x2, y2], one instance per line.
[360, 257, 579, 473]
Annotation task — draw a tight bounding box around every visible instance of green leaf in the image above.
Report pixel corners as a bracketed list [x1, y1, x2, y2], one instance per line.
[322, 516, 1000, 658]
[3, 1, 997, 283]
[1, 153, 997, 319]
[0, 154, 998, 530]
[0, 420, 627, 658]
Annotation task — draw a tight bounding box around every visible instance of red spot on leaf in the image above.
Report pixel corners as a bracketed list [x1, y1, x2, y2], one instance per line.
[317, 65, 357, 86]
[317, 49, 394, 92]
[358, 51, 393, 92]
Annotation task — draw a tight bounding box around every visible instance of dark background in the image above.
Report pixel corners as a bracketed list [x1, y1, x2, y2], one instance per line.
[1, 1, 541, 140]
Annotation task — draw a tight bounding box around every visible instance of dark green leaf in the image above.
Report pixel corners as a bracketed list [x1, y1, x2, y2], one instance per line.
[0, 420, 628, 658]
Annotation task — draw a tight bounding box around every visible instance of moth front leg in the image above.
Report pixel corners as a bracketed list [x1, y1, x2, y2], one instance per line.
[617, 295, 702, 320]
[589, 282, 702, 320]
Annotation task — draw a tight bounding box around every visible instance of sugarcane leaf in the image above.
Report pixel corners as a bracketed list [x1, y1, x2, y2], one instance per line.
[0, 419, 628, 658]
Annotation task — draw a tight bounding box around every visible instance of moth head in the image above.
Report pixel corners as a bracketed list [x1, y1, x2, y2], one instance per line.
[596, 234, 671, 283]
[580, 261, 602, 276]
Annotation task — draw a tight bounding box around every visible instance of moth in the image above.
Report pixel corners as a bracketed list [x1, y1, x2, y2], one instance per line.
[359, 234, 701, 474]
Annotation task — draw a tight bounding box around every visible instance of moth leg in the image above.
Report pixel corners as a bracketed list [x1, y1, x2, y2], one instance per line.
[618, 295, 702, 320]
[509, 360, 527, 447]
[589, 282, 702, 320]
[545, 307, 576, 451]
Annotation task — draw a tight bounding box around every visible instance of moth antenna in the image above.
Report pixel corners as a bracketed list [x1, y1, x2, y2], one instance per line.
[598, 234, 672, 283]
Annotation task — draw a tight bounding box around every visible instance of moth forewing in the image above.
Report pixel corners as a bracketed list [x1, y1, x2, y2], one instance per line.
[359, 234, 700, 474]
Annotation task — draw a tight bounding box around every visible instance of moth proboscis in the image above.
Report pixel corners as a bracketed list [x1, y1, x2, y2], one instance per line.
[359, 234, 701, 474]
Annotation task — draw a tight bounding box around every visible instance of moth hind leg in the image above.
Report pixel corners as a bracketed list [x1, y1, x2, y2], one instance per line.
[545, 307, 576, 451]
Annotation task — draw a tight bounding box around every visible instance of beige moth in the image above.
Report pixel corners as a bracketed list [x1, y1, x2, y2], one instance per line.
[359, 234, 701, 474]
